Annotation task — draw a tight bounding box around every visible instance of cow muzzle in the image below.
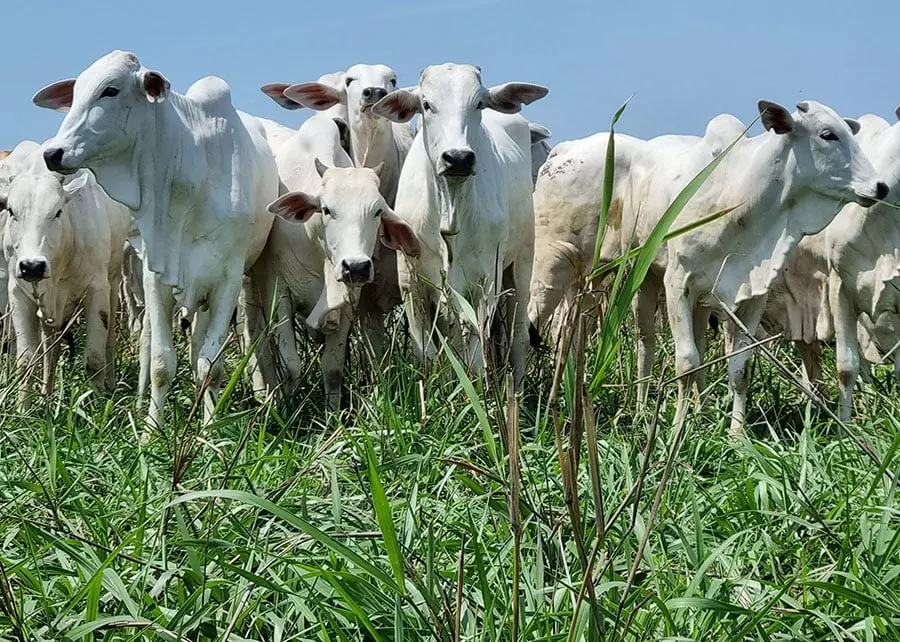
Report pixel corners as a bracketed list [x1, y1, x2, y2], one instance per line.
[18, 257, 49, 282]
[854, 181, 890, 208]
[339, 257, 374, 284]
[361, 87, 389, 112]
[438, 149, 476, 180]
[43, 147, 76, 175]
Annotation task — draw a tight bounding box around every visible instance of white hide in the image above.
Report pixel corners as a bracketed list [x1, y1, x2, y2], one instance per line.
[34, 50, 278, 427]
[1, 151, 131, 404]
[372, 63, 548, 386]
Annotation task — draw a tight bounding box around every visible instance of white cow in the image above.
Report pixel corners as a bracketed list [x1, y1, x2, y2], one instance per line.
[267, 65, 415, 359]
[763, 106, 900, 419]
[34, 50, 278, 427]
[372, 63, 548, 386]
[658, 101, 885, 431]
[1, 151, 131, 404]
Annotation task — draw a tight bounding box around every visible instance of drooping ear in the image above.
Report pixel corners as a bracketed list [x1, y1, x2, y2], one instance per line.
[379, 210, 420, 257]
[32, 79, 76, 112]
[758, 100, 794, 134]
[528, 122, 551, 144]
[266, 191, 320, 223]
[261, 82, 304, 110]
[372, 88, 421, 123]
[0, 150, 11, 161]
[62, 171, 90, 198]
[844, 118, 862, 135]
[370, 162, 385, 179]
[283, 82, 345, 111]
[142, 70, 170, 103]
[314, 158, 331, 179]
[485, 83, 549, 114]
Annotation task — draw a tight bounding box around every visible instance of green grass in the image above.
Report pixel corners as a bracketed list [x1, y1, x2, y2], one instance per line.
[0, 317, 898, 642]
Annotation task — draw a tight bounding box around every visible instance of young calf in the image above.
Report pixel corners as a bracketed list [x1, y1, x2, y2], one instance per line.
[1, 158, 131, 405]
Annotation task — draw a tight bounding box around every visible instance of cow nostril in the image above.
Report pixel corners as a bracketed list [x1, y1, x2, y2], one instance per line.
[876, 182, 890, 200]
[43, 147, 64, 171]
[362, 88, 371, 99]
[19, 259, 47, 280]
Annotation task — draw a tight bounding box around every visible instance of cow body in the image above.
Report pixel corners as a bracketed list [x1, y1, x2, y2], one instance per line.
[1, 153, 131, 404]
[35, 50, 278, 427]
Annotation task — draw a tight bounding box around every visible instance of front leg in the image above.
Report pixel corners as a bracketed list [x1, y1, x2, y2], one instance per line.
[84, 281, 114, 394]
[195, 273, 243, 424]
[322, 311, 352, 411]
[829, 272, 860, 421]
[664, 272, 700, 427]
[724, 297, 766, 435]
[10, 287, 41, 409]
[144, 266, 177, 432]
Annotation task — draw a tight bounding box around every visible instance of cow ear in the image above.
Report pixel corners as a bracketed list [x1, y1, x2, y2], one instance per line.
[62, 171, 90, 199]
[142, 70, 170, 103]
[267, 191, 319, 223]
[528, 122, 551, 144]
[283, 82, 344, 111]
[261, 83, 304, 110]
[485, 83, 549, 114]
[33, 79, 76, 112]
[0, 150, 11, 161]
[758, 100, 793, 134]
[314, 158, 331, 179]
[844, 118, 862, 136]
[372, 89, 420, 123]
[379, 210, 420, 258]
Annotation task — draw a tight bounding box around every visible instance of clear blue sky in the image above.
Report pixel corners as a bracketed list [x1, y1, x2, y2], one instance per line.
[2, 0, 897, 150]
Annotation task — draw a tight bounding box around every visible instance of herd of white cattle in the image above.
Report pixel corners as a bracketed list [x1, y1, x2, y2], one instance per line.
[1, 50, 898, 434]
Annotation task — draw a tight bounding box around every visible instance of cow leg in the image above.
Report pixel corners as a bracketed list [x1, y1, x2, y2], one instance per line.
[692, 306, 712, 395]
[137, 307, 151, 409]
[664, 282, 700, 427]
[726, 299, 765, 435]
[196, 276, 242, 424]
[144, 268, 177, 432]
[797, 341, 823, 392]
[322, 312, 351, 411]
[359, 308, 388, 370]
[106, 270, 122, 391]
[42, 329, 61, 397]
[633, 274, 663, 405]
[11, 289, 41, 410]
[239, 274, 271, 398]
[84, 282, 113, 394]
[829, 273, 859, 421]
[510, 256, 532, 391]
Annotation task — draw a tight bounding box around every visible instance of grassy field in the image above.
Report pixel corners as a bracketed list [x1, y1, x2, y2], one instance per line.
[0, 306, 898, 642]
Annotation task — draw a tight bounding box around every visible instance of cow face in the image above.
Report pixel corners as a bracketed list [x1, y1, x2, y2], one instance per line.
[1, 172, 88, 283]
[759, 100, 888, 207]
[342, 64, 397, 128]
[267, 164, 419, 287]
[373, 63, 547, 182]
[33, 50, 169, 201]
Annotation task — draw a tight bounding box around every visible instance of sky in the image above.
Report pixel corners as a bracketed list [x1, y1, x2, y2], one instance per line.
[2, 0, 898, 150]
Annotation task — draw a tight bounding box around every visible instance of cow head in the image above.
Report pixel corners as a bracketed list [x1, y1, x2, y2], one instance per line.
[759, 99, 888, 207]
[373, 63, 547, 182]
[33, 50, 169, 208]
[266, 163, 419, 288]
[1, 170, 89, 283]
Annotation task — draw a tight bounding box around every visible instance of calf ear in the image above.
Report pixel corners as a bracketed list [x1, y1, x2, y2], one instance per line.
[314, 158, 331, 179]
[33, 79, 76, 112]
[529, 122, 552, 144]
[380, 211, 420, 258]
[844, 118, 862, 135]
[485, 83, 549, 114]
[261, 83, 304, 110]
[372, 89, 420, 123]
[267, 191, 319, 223]
[283, 82, 344, 111]
[758, 100, 793, 134]
[142, 70, 170, 103]
[62, 171, 90, 198]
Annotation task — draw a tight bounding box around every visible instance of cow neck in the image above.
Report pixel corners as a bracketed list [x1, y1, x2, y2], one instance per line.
[351, 115, 402, 206]
[133, 92, 196, 302]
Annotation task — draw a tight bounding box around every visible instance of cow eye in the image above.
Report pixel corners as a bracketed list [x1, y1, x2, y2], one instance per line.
[477, 99, 485, 110]
[55, 210, 62, 219]
[6, 208, 15, 220]
[344, 77, 353, 87]
[390, 78, 397, 87]
[375, 208, 384, 218]
[422, 100, 432, 112]
[321, 206, 331, 217]
[100, 86, 119, 98]
[820, 129, 839, 142]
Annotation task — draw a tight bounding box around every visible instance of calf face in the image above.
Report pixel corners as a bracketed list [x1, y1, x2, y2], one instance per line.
[33, 50, 169, 185]
[1, 172, 88, 283]
[760, 100, 888, 206]
[266, 164, 419, 287]
[373, 63, 547, 182]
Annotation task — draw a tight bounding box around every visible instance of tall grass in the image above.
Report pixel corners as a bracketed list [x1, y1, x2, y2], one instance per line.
[0, 106, 898, 641]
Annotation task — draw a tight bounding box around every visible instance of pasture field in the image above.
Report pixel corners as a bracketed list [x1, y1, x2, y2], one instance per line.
[0, 310, 898, 642]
